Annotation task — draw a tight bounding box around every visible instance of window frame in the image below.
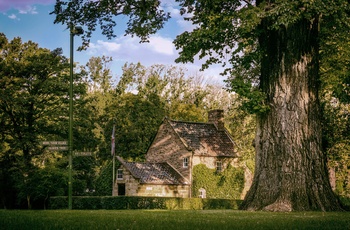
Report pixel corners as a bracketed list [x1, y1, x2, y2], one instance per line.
[199, 188, 206, 198]
[183, 157, 189, 168]
[117, 169, 124, 180]
[216, 161, 222, 172]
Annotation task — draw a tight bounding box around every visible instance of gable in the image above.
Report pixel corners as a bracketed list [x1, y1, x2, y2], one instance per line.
[146, 118, 191, 160]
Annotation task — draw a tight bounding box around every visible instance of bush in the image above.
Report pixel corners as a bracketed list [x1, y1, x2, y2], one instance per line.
[339, 196, 350, 210]
[49, 196, 242, 210]
[49, 196, 68, 209]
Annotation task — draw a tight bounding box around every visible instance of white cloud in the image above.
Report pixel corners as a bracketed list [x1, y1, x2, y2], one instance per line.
[4, 5, 37, 21]
[87, 35, 176, 65]
[86, 33, 225, 84]
[160, 0, 196, 32]
[8, 14, 18, 20]
[88, 40, 121, 54]
[147, 36, 174, 55]
[0, 0, 53, 12]
[18, 5, 38, 14]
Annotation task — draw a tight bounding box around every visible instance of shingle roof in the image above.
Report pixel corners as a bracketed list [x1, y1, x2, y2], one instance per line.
[117, 156, 189, 185]
[168, 119, 236, 157]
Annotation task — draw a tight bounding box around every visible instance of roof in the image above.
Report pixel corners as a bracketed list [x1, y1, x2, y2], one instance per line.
[117, 156, 189, 185]
[167, 119, 236, 157]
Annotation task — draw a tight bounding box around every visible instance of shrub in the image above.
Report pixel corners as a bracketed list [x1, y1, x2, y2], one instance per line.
[49, 196, 242, 210]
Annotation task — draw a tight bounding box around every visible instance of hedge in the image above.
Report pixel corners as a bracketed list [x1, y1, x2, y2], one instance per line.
[49, 196, 243, 210]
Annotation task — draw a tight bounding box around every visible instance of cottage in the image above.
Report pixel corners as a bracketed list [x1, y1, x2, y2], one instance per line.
[114, 110, 250, 198]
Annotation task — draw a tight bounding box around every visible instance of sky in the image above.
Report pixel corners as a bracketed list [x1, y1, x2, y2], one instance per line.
[0, 0, 226, 84]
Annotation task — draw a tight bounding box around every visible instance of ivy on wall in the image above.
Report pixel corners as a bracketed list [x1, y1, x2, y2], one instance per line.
[192, 164, 244, 199]
[94, 161, 121, 196]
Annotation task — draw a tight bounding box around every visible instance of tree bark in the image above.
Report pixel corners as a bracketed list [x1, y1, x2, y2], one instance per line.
[240, 17, 343, 211]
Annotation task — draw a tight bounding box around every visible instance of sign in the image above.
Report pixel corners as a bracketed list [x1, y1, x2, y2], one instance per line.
[42, 141, 68, 146]
[74, 152, 93, 157]
[47, 146, 69, 151]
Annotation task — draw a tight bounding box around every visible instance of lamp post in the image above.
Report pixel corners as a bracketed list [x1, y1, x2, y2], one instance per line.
[69, 25, 83, 210]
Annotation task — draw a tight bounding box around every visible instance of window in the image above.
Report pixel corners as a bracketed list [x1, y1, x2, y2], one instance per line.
[216, 161, 222, 172]
[117, 169, 123, 180]
[199, 188, 206, 198]
[183, 157, 189, 168]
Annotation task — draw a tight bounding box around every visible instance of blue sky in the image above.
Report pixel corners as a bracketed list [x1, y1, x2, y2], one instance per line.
[0, 0, 225, 84]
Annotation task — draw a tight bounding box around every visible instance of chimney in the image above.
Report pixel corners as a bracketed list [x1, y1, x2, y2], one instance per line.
[208, 109, 225, 130]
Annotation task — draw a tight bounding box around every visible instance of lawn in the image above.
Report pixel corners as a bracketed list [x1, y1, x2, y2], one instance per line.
[0, 209, 349, 230]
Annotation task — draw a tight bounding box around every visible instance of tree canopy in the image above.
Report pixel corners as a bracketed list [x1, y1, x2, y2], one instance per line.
[0, 34, 99, 208]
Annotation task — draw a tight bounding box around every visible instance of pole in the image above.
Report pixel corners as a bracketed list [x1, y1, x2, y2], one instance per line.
[111, 125, 115, 195]
[112, 153, 115, 195]
[68, 27, 74, 210]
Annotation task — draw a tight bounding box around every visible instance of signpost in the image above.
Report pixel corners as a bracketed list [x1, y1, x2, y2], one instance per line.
[42, 141, 68, 146]
[42, 139, 93, 209]
[74, 151, 93, 157]
[47, 146, 69, 151]
[42, 141, 68, 151]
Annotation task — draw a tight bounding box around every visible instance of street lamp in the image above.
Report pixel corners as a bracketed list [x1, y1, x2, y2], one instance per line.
[68, 25, 83, 210]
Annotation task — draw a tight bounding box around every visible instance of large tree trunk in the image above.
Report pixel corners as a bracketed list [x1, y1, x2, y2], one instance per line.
[240, 17, 343, 211]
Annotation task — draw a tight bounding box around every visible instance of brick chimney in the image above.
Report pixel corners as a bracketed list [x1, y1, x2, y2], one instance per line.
[208, 109, 225, 130]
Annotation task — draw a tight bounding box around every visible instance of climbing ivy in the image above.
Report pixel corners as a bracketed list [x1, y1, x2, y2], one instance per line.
[192, 164, 244, 199]
[94, 161, 120, 196]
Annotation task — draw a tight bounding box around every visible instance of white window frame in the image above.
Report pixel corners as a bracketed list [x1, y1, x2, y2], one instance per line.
[117, 169, 123, 180]
[216, 161, 222, 172]
[199, 188, 206, 198]
[183, 157, 189, 168]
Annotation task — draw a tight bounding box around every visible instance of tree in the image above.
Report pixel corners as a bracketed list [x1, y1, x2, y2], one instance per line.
[107, 93, 165, 160]
[177, 0, 346, 211]
[0, 34, 71, 208]
[0, 34, 98, 207]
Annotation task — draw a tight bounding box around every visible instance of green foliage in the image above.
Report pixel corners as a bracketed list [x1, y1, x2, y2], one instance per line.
[94, 161, 114, 196]
[49, 196, 242, 210]
[320, 13, 350, 197]
[339, 196, 350, 210]
[51, 0, 170, 48]
[107, 93, 165, 160]
[226, 106, 256, 173]
[24, 167, 67, 209]
[0, 34, 70, 164]
[192, 164, 244, 199]
[0, 33, 101, 208]
[0, 34, 69, 208]
[226, 76, 269, 114]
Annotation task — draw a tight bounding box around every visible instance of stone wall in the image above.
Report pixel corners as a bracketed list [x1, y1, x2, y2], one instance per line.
[146, 120, 191, 180]
[137, 184, 190, 198]
[114, 165, 139, 196]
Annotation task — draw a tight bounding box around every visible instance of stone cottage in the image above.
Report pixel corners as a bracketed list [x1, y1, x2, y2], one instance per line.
[114, 109, 250, 198]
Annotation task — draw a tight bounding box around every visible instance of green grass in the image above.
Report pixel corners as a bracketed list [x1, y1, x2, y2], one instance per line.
[0, 210, 349, 230]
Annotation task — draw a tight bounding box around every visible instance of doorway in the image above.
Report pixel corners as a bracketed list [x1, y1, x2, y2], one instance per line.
[118, 183, 126, 196]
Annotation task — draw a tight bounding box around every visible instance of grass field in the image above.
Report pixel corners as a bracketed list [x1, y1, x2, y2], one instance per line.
[0, 209, 349, 230]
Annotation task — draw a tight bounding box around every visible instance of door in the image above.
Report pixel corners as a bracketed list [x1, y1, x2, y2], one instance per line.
[118, 183, 126, 196]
